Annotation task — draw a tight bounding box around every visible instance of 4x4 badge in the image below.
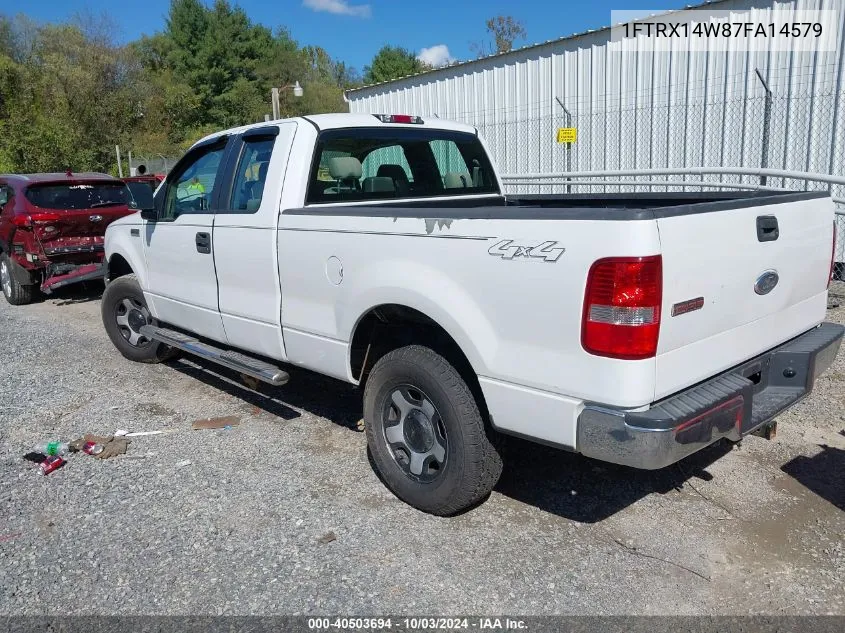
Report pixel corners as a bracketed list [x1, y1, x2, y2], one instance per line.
[488, 239, 565, 262]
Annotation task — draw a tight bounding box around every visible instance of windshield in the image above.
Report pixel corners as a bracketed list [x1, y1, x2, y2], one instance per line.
[25, 182, 133, 210]
[306, 127, 500, 204]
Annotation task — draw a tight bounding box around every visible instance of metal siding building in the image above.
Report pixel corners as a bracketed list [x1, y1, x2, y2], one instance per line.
[345, 0, 845, 198]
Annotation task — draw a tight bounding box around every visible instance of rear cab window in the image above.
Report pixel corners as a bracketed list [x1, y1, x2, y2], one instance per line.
[306, 127, 499, 205]
[25, 182, 134, 210]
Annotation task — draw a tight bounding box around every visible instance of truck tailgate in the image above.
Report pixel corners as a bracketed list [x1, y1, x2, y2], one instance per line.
[655, 193, 833, 400]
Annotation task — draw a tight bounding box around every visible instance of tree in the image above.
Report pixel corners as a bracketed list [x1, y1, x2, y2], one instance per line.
[0, 2, 361, 173]
[0, 15, 144, 173]
[471, 15, 526, 57]
[363, 46, 429, 84]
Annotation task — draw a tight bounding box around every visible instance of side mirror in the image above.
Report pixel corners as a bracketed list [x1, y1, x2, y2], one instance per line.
[140, 184, 164, 221]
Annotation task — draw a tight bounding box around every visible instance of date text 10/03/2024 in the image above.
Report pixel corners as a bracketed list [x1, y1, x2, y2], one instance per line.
[306, 618, 528, 630]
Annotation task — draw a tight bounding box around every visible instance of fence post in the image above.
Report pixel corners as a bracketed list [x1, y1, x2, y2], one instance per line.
[755, 68, 773, 186]
[555, 97, 572, 193]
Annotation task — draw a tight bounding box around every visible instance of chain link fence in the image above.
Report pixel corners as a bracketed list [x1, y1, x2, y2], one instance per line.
[127, 155, 178, 176]
[452, 88, 844, 282]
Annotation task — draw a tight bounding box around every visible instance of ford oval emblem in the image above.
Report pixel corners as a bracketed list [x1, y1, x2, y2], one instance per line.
[89, 214, 103, 223]
[754, 270, 779, 295]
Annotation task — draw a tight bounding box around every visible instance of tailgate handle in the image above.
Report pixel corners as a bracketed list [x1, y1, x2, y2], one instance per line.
[757, 216, 779, 242]
[195, 232, 211, 254]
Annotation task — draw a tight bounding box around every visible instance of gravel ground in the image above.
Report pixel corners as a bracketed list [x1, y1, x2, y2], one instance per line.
[1, 283, 843, 615]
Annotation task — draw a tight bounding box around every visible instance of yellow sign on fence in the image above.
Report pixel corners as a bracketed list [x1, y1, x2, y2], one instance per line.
[556, 127, 577, 144]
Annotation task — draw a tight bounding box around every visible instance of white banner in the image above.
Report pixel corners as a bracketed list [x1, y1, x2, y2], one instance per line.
[610, 9, 840, 52]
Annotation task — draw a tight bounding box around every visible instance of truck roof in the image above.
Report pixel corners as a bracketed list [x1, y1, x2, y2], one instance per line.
[192, 113, 478, 148]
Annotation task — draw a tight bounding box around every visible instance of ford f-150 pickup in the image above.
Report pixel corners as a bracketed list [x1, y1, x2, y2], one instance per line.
[100, 113, 843, 515]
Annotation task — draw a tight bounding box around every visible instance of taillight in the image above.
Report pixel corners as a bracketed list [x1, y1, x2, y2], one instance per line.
[829, 220, 837, 288]
[30, 212, 62, 223]
[13, 212, 61, 227]
[582, 255, 663, 360]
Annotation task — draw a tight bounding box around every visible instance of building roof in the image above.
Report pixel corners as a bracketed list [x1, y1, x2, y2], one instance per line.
[345, 0, 732, 97]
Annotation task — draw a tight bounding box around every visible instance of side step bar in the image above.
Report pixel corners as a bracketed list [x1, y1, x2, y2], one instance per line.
[139, 325, 290, 386]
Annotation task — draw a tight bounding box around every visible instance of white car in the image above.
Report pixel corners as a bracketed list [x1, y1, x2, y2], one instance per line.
[101, 113, 843, 515]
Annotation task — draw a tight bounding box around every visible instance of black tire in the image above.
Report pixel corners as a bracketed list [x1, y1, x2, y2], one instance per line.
[0, 253, 36, 305]
[363, 345, 503, 516]
[101, 274, 177, 363]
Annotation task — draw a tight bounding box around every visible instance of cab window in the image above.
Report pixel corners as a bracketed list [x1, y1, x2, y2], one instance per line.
[305, 128, 499, 204]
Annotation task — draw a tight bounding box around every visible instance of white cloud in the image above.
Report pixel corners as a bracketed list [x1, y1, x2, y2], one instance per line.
[303, 0, 371, 18]
[417, 44, 455, 68]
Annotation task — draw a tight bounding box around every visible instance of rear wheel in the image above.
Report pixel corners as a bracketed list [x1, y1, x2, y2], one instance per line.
[101, 274, 176, 363]
[0, 253, 36, 306]
[363, 345, 503, 515]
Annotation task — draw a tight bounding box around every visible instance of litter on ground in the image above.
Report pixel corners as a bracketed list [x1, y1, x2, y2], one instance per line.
[192, 416, 240, 430]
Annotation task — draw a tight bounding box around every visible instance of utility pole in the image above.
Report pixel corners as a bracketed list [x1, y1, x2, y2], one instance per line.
[271, 88, 280, 120]
[271, 82, 302, 120]
[115, 145, 124, 178]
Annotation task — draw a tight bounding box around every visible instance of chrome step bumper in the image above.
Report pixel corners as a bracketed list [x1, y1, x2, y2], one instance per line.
[577, 322, 844, 470]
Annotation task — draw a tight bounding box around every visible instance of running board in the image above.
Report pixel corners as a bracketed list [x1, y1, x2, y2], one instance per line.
[139, 325, 290, 386]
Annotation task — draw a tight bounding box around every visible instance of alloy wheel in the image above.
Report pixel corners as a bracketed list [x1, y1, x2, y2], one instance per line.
[0, 260, 11, 298]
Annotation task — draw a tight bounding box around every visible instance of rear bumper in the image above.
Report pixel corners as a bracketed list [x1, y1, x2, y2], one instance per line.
[40, 262, 105, 294]
[577, 322, 844, 470]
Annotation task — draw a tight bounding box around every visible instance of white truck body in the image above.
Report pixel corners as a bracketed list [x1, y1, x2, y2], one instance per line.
[102, 114, 842, 514]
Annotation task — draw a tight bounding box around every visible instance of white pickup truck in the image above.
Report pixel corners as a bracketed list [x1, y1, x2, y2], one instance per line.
[101, 113, 843, 515]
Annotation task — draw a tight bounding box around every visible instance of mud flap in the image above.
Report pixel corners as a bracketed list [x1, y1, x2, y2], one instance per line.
[41, 263, 105, 294]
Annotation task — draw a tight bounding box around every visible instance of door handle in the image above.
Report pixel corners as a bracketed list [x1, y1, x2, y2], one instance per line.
[195, 232, 211, 254]
[756, 216, 779, 242]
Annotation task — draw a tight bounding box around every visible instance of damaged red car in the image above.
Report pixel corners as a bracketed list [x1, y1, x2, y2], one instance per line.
[0, 172, 138, 305]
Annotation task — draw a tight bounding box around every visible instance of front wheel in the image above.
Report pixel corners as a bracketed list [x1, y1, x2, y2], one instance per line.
[0, 253, 36, 305]
[363, 345, 503, 515]
[101, 274, 176, 363]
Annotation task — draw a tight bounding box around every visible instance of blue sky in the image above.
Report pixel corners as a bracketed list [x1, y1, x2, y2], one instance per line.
[10, 0, 651, 72]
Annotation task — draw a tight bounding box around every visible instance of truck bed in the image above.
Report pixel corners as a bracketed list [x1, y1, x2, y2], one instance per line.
[281, 187, 832, 410]
[291, 190, 826, 219]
